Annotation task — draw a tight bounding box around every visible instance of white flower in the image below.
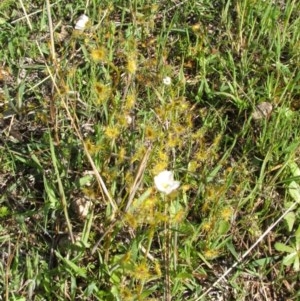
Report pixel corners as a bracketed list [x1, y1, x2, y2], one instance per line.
[75, 14, 89, 31]
[163, 76, 171, 86]
[154, 170, 180, 195]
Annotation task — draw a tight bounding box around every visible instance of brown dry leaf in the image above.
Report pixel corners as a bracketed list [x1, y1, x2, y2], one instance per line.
[0, 66, 13, 84]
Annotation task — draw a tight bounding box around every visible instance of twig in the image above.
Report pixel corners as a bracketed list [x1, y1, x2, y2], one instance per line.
[45, 0, 56, 62]
[125, 145, 152, 212]
[195, 201, 299, 300]
[164, 200, 171, 301]
[166, 0, 189, 13]
[11, 0, 62, 24]
[18, 0, 32, 30]
[85, 0, 90, 13]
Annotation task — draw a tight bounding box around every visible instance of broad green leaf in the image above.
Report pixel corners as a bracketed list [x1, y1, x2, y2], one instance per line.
[282, 252, 297, 266]
[43, 175, 58, 208]
[55, 251, 87, 278]
[27, 145, 43, 170]
[293, 256, 299, 271]
[206, 164, 223, 182]
[274, 242, 294, 253]
[197, 252, 213, 268]
[295, 225, 300, 247]
[252, 257, 273, 267]
[175, 272, 193, 279]
[78, 174, 94, 187]
[85, 282, 98, 296]
[81, 209, 93, 246]
[226, 241, 239, 260]
[170, 199, 183, 216]
[288, 181, 300, 203]
[110, 285, 122, 300]
[128, 188, 152, 213]
[217, 220, 230, 235]
[110, 273, 121, 284]
[295, 224, 300, 238]
[140, 286, 159, 298]
[289, 162, 300, 177]
[0, 206, 10, 218]
[284, 211, 295, 232]
[0, 17, 7, 25]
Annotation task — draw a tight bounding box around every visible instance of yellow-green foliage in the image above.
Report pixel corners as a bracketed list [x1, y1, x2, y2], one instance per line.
[0, 0, 14, 11]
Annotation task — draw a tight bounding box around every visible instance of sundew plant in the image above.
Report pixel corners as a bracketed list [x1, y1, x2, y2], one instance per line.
[0, 0, 300, 300]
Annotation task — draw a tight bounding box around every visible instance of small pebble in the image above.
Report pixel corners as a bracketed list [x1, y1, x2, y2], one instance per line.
[252, 102, 273, 120]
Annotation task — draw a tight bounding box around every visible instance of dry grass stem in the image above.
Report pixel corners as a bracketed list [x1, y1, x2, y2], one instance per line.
[18, 0, 32, 30]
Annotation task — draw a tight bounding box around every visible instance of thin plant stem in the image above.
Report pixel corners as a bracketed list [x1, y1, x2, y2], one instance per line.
[45, 0, 56, 62]
[125, 145, 152, 212]
[195, 200, 299, 300]
[35, 41, 118, 216]
[164, 196, 171, 301]
[18, 0, 32, 30]
[49, 134, 74, 243]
